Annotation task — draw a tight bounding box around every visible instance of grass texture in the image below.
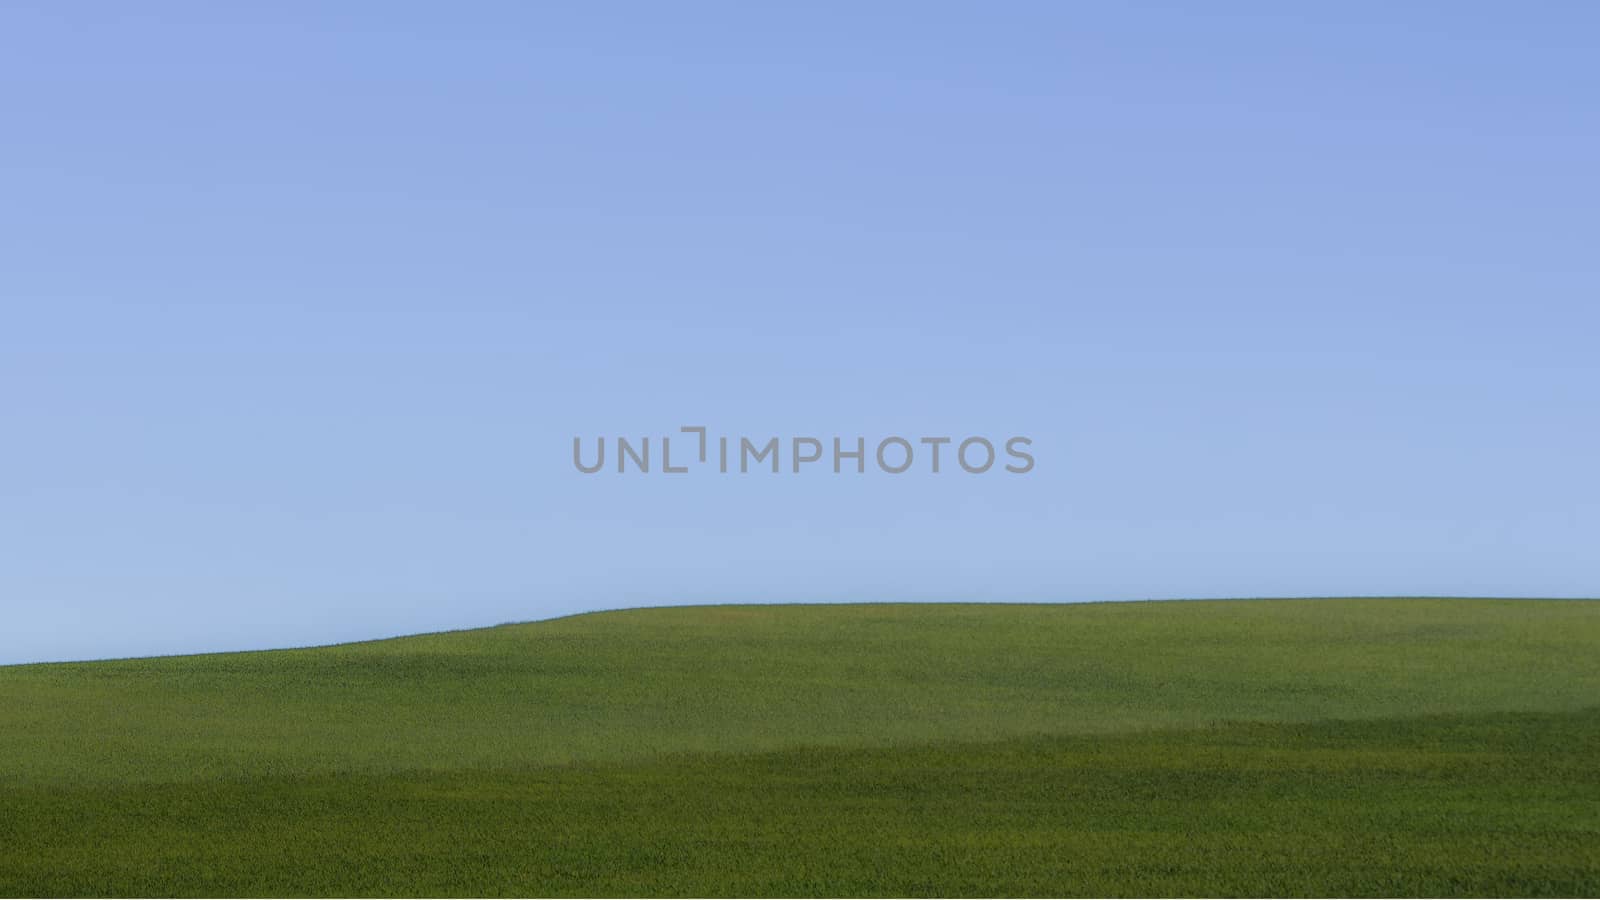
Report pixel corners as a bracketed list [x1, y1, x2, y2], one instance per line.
[1, 598, 1597, 895]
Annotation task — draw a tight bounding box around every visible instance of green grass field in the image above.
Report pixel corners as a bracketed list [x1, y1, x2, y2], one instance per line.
[2, 598, 1597, 896]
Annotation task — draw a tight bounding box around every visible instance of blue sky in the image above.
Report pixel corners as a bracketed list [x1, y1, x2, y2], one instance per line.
[3, 3, 1597, 664]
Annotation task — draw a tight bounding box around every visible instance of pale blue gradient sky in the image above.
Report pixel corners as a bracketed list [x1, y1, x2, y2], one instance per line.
[3, 3, 1597, 664]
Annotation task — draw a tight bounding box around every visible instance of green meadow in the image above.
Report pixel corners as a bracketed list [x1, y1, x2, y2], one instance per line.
[2, 598, 1597, 896]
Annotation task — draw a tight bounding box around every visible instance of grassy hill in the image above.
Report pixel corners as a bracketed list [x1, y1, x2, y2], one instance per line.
[2, 598, 1597, 896]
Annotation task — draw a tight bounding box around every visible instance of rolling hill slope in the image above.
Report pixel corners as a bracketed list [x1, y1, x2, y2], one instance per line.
[2, 598, 1597, 895]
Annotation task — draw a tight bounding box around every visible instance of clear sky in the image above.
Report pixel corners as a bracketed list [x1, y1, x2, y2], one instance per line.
[3, 3, 1597, 664]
